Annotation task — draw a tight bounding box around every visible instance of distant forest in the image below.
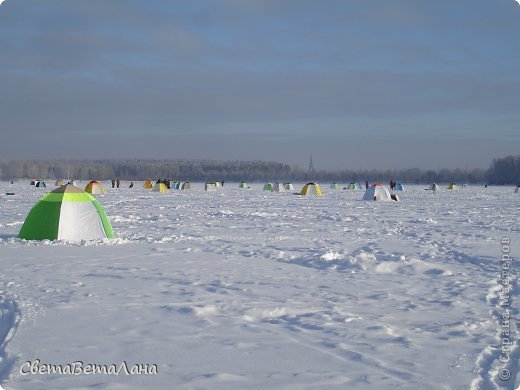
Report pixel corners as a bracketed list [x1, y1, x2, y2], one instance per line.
[0, 155, 518, 184]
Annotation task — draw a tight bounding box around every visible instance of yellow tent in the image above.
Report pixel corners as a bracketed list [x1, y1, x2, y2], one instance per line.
[144, 181, 153, 189]
[300, 182, 323, 196]
[85, 180, 106, 195]
[447, 183, 460, 190]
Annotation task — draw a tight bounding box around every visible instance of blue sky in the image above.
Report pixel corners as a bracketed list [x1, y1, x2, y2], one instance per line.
[0, 0, 519, 169]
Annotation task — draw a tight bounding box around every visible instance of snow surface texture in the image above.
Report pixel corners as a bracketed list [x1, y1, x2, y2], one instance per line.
[0, 181, 518, 389]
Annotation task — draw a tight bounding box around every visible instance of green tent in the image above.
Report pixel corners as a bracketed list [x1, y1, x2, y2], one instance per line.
[263, 183, 274, 191]
[347, 182, 360, 190]
[239, 182, 248, 188]
[19, 184, 114, 241]
[329, 183, 341, 190]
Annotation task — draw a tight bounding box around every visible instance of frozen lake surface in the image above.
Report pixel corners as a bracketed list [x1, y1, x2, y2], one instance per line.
[0, 181, 518, 389]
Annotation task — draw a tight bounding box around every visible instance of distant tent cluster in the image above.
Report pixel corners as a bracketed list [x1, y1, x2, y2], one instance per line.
[425, 183, 467, 192]
[142, 180, 192, 192]
[262, 183, 289, 192]
[230, 181, 404, 200]
[152, 182, 168, 192]
[30, 179, 46, 188]
[205, 182, 221, 191]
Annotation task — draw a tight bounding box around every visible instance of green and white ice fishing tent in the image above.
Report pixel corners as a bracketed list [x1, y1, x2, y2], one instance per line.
[18, 184, 114, 241]
[263, 183, 274, 191]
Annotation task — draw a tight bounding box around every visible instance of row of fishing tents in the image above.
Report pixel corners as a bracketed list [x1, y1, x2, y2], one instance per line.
[248, 182, 396, 199]
[253, 182, 400, 198]
[24, 178, 519, 201]
[239, 182, 296, 190]
[261, 183, 293, 192]
[254, 182, 365, 191]
[143, 181, 192, 191]
[30, 180, 487, 195]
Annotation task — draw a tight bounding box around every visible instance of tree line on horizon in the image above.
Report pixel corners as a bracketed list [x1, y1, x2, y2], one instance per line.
[0, 155, 518, 185]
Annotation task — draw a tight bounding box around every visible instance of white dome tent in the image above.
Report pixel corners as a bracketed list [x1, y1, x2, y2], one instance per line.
[362, 183, 393, 201]
[273, 183, 285, 192]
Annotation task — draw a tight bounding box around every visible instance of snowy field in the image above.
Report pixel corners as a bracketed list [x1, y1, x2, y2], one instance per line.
[0, 181, 518, 390]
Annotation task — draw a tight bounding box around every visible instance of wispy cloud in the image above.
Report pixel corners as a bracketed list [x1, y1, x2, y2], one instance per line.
[0, 1, 518, 168]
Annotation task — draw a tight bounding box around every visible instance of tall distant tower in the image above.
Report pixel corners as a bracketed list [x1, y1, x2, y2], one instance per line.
[308, 155, 315, 173]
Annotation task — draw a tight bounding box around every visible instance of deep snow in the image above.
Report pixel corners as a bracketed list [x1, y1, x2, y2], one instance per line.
[0, 181, 518, 389]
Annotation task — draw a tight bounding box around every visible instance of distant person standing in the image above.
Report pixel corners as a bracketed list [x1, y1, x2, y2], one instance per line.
[111, 179, 115, 188]
[116, 178, 120, 188]
[365, 180, 369, 190]
[221, 180, 224, 186]
[129, 182, 134, 188]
